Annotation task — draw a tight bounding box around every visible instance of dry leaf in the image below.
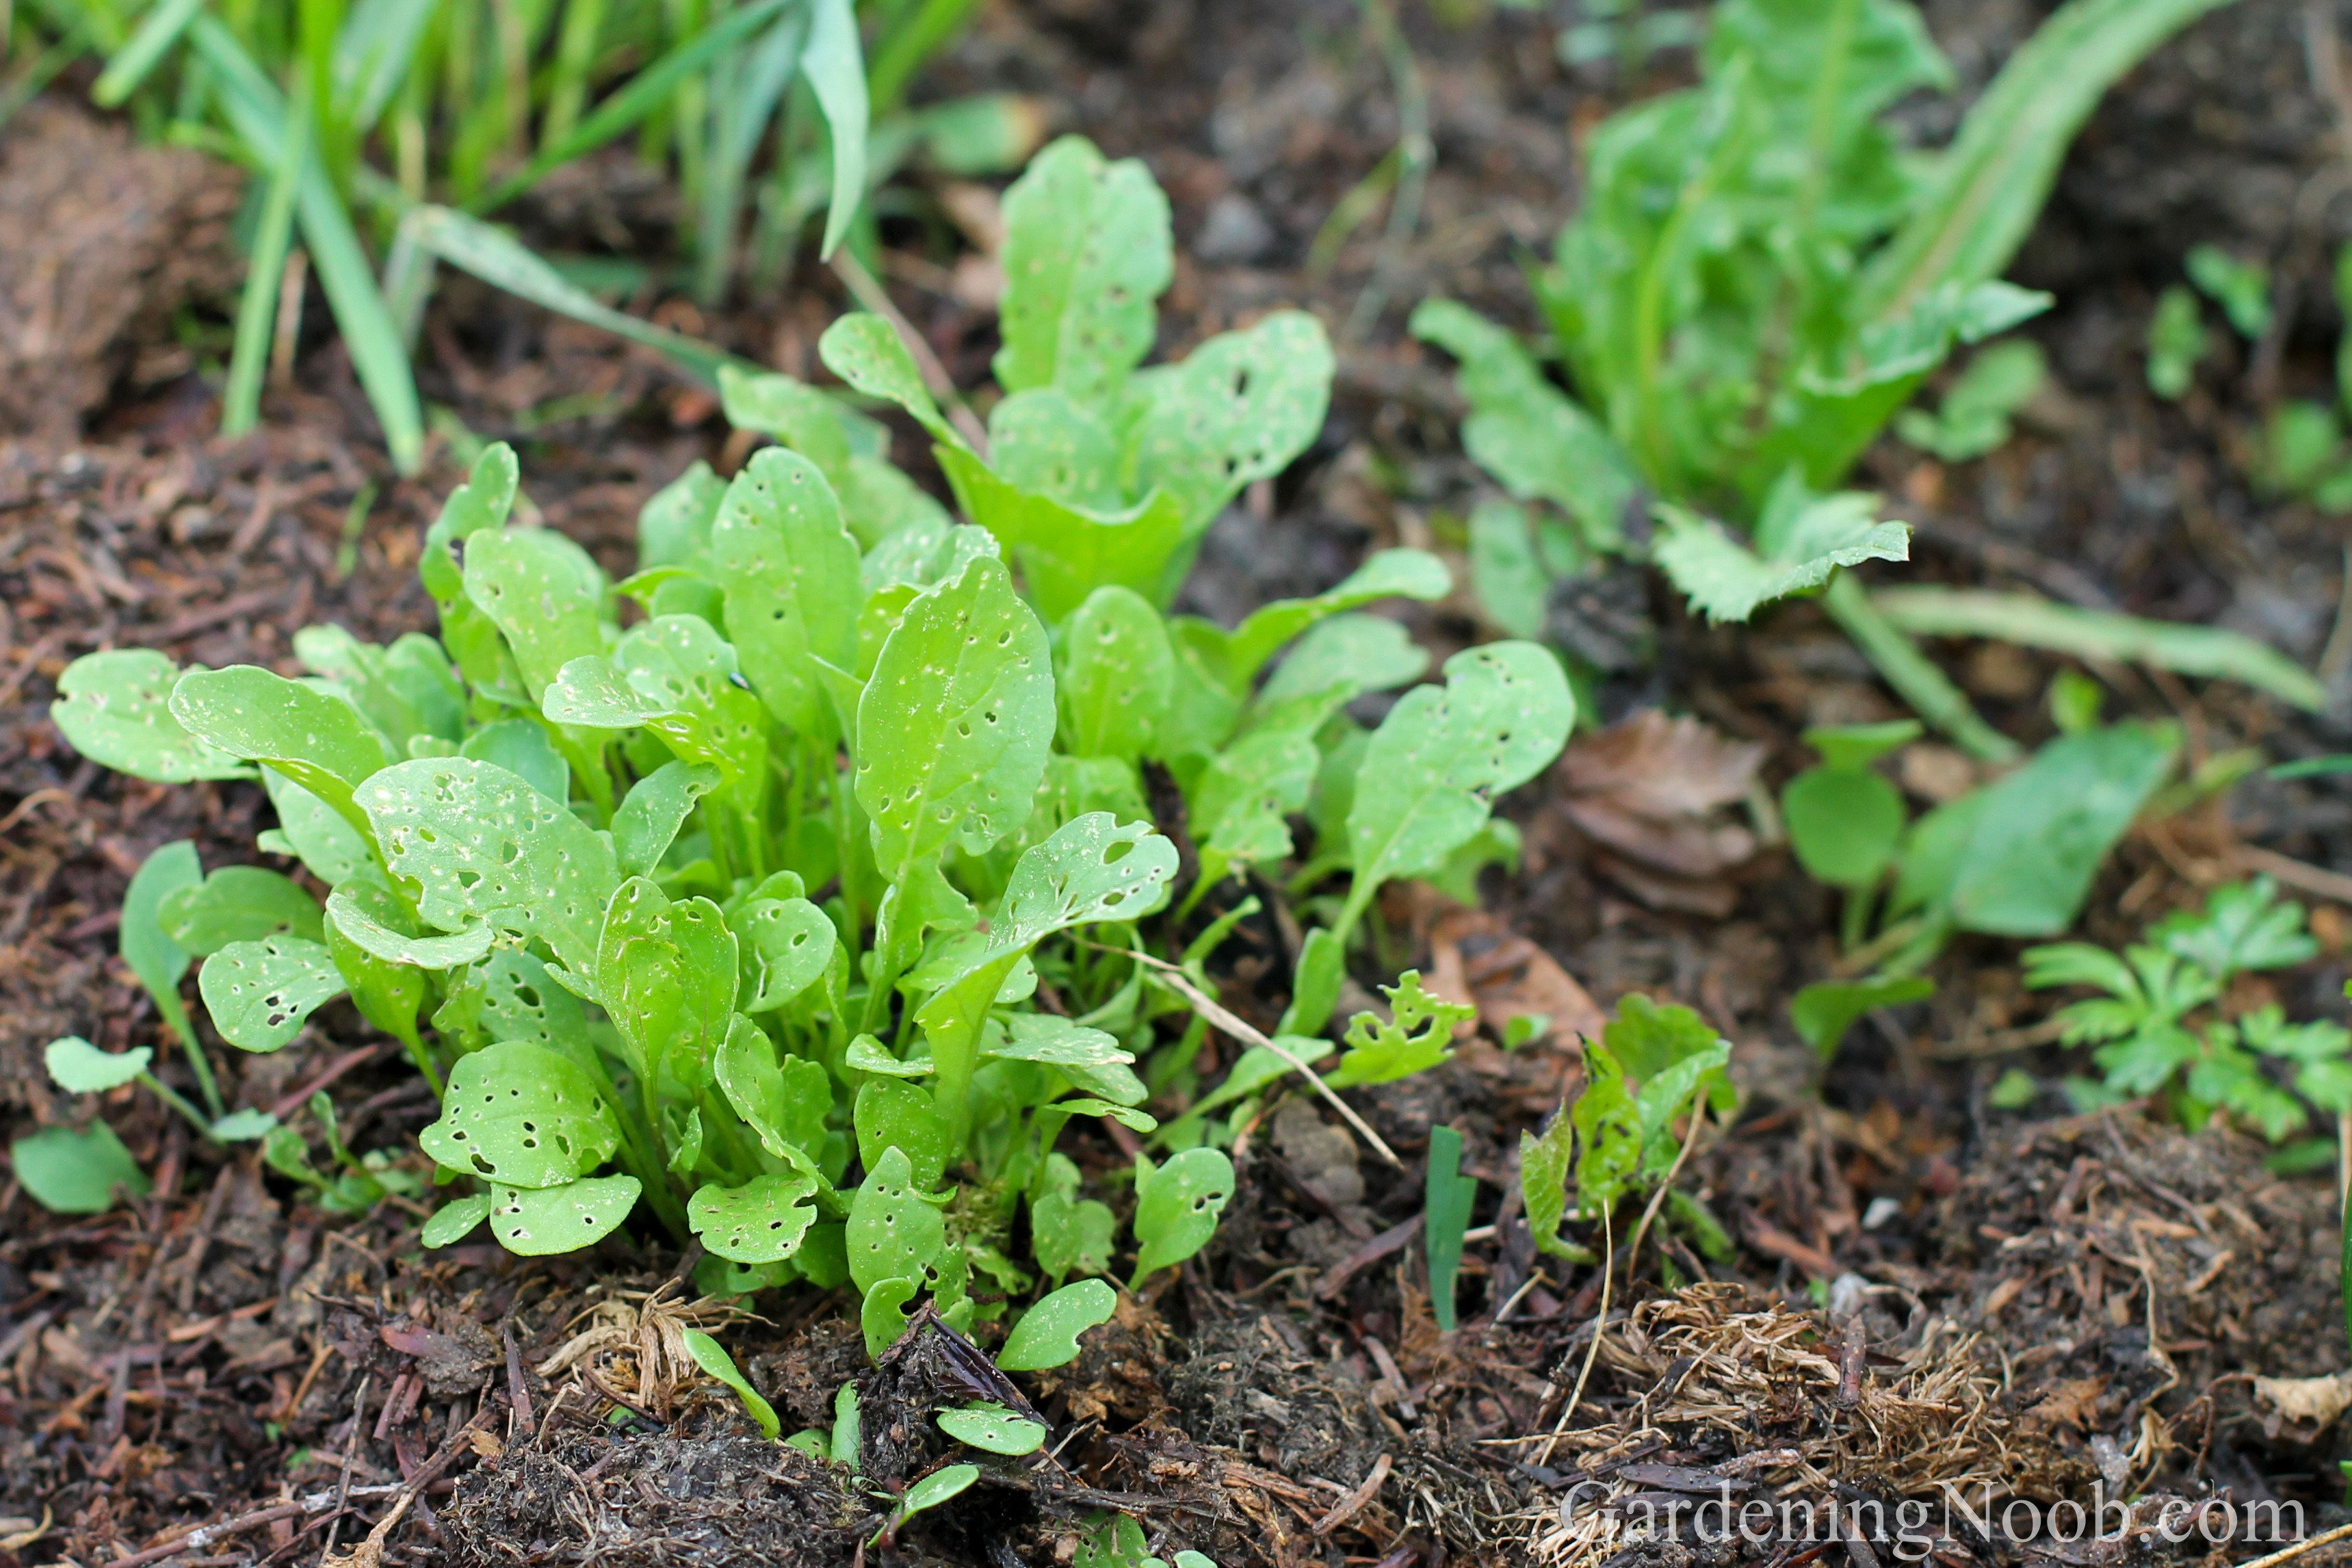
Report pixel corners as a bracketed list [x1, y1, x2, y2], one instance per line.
[2020, 1376, 2106, 1433]
[467, 1428, 506, 1460]
[1428, 906, 1606, 1047]
[2253, 1370, 2352, 1430]
[1553, 711, 1764, 911]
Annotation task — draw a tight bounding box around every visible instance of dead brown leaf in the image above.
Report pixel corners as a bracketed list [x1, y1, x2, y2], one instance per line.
[2020, 1376, 2106, 1433]
[1427, 906, 1607, 1047]
[1553, 711, 1764, 913]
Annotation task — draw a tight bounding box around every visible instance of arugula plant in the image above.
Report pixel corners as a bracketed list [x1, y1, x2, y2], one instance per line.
[2024, 878, 2352, 1147]
[1520, 995, 1736, 1268]
[1413, 0, 2235, 761]
[27, 136, 1574, 1366]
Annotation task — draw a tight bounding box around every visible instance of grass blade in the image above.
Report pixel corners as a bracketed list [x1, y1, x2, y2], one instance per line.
[1858, 0, 2235, 319]
[334, 0, 442, 134]
[865, 0, 978, 114]
[1822, 574, 2020, 763]
[222, 88, 310, 437]
[694, 4, 811, 303]
[1872, 586, 2327, 711]
[91, 0, 206, 107]
[801, 0, 868, 258]
[474, 0, 790, 213]
[398, 203, 759, 384]
[192, 16, 426, 473]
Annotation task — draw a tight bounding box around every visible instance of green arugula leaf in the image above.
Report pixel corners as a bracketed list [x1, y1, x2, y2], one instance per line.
[159, 867, 323, 955]
[997, 1277, 1116, 1370]
[10, 1123, 148, 1214]
[45, 1036, 151, 1093]
[170, 666, 391, 832]
[1790, 976, 1936, 1060]
[363, 756, 620, 980]
[486, 1174, 641, 1255]
[1570, 1040, 1641, 1218]
[690, 1171, 822, 1263]
[938, 1402, 1048, 1454]
[681, 1329, 781, 1439]
[818, 313, 960, 447]
[420, 1040, 621, 1187]
[1129, 311, 1334, 546]
[711, 447, 863, 736]
[121, 841, 202, 1057]
[51, 651, 254, 783]
[855, 1076, 954, 1192]
[323, 902, 430, 1059]
[198, 936, 347, 1053]
[861, 1275, 920, 1357]
[1655, 492, 1911, 625]
[847, 1146, 947, 1294]
[421, 1194, 491, 1247]
[1519, 1099, 1583, 1260]
[461, 527, 609, 698]
[261, 771, 372, 885]
[1129, 1147, 1234, 1287]
[612, 761, 722, 878]
[324, 880, 495, 969]
[1059, 587, 1175, 763]
[938, 445, 1188, 624]
[1327, 971, 1476, 1089]
[1214, 548, 1452, 694]
[460, 720, 569, 802]
[993, 135, 1172, 402]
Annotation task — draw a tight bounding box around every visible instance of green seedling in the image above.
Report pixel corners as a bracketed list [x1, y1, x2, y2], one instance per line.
[683, 1329, 782, 1439]
[2026, 878, 2351, 1145]
[1424, 1125, 1478, 1331]
[1414, 0, 2236, 760]
[1895, 340, 2048, 462]
[35, 138, 1573, 1379]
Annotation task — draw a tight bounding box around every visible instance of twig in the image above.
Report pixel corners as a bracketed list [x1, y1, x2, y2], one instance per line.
[319, 1374, 372, 1563]
[2238, 846, 2352, 907]
[1537, 1203, 1613, 1467]
[1116, 947, 1402, 1168]
[828, 249, 990, 455]
[1311, 1452, 1393, 1537]
[270, 1043, 398, 1121]
[1623, 1102, 1706, 1279]
[2234, 1520, 2352, 1568]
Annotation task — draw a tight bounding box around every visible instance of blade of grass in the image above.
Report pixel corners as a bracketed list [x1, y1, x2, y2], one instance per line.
[694, 3, 809, 303]
[222, 84, 310, 438]
[801, 0, 867, 258]
[863, 0, 976, 114]
[91, 0, 206, 107]
[0, 17, 88, 130]
[192, 16, 426, 473]
[334, 0, 441, 135]
[1872, 586, 2327, 711]
[473, 0, 789, 213]
[1857, 0, 2236, 319]
[539, 0, 610, 147]
[397, 202, 760, 384]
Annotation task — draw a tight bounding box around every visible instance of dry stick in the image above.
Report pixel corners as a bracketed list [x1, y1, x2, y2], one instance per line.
[1536, 1202, 1612, 1469]
[2236, 1521, 2352, 1568]
[1310, 1451, 1393, 1537]
[1116, 946, 1403, 1168]
[828, 248, 991, 456]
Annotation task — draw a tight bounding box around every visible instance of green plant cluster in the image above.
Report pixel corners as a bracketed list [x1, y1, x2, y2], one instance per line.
[2025, 878, 2352, 1152]
[21, 0, 1020, 473]
[1413, 0, 2237, 762]
[27, 139, 1575, 1371]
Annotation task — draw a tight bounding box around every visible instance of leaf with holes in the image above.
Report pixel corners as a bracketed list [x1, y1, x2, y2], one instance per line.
[324, 880, 495, 970]
[419, 1040, 620, 1188]
[198, 936, 347, 1053]
[599, 883, 739, 1090]
[913, 813, 1177, 1120]
[818, 314, 960, 447]
[261, 771, 372, 885]
[993, 135, 1172, 403]
[740, 896, 836, 1010]
[1030, 1190, 1116, 1285]
[1190, 722, 1319, 885]
[1344, 642, 1574, 916]
[989, 1015, 1145, 1105]
[361, 757, 618, 981]
[1057, 586, 1173, 762]
[1327, 970, 1478, 1088]
[1257, 613, 1429, 709]
[51, 651, 253, 783]
[486, 1174, 640, 1256]
[996, 1278, 1116, 1371]
[846, 1146, 946, 1294]
[159, 867, 324, 955]
[324, 905, 430, 1053]
[45, 1036, 151, 1094]
[937, 1402, 1047, 1455]
[711, 447, 863, 737]
[461, 528, 608, 698]
[433, 949, 592, 1062]
[1129, 1147, 1235, 1287]
[716, 1014, 831, 1160]
[612, 761, 722, 878]
[855, 1077, 954, 1192]
[856, 553, 1054, 878]
[170, 666, 390, 831]
[689, 1171, 822, 1264]
[1127, 311, 1335, 541]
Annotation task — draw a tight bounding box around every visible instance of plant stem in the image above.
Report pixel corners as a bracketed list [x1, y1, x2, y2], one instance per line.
[140, 1073, 222, 1143]
[1822, 573, 2020, 762]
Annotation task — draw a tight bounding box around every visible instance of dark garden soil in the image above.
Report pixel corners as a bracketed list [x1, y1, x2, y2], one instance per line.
[11, 0, 2352, 1564]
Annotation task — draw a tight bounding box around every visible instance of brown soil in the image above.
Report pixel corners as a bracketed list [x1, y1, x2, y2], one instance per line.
[10, 1, 2352, 1565]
